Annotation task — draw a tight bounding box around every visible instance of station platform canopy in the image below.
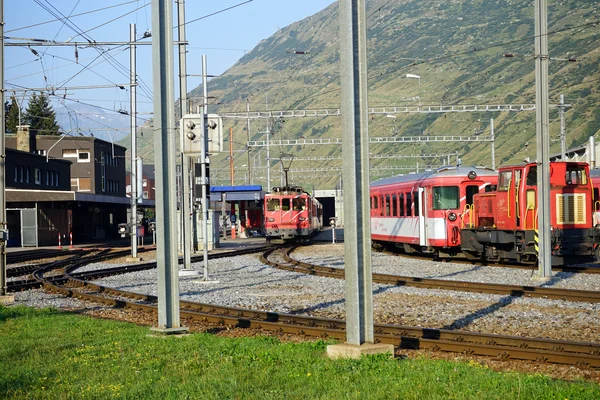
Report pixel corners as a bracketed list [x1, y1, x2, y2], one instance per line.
[210, 185, 265, 202]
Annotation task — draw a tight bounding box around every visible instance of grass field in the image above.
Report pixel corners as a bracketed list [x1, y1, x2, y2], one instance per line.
[1, 305, 599, 399]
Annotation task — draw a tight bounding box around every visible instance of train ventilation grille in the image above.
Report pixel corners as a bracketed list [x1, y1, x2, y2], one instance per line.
[556, 193, 586, 225]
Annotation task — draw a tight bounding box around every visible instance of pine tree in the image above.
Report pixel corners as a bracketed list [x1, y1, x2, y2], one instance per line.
[5, 95, 22, 134]
[24, 92, 61, 135]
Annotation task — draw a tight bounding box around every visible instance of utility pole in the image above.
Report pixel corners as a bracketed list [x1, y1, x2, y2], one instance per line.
[150, 0, 187, 334]
[490, 118, 495, 170]
[327, 0, 392, 359]
[535, 0, 552, 279]
[129, 24, 139, 260]
[200, 55, 210, 280]
[559, 94, 569, 160]
[266, 97, 271, 192]
[177, 0, 193, 273]
[0, 0, 14, 304]
[246, 99, 251, 184]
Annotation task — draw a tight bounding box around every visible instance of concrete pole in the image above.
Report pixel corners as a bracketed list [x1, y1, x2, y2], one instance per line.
[534, 0, 552, 279]
[201, 55, 210, 280]
[266, 98, 271, 192]
[0, 0, 13, 303]
[490, 118, 495, 170]
[338, 0, 374, 346]
[177, 0, 192, 269]
[129, 24, 138, 259]
[150, 0, 187, 333]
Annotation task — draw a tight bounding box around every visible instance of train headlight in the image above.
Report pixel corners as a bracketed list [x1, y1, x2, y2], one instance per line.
[268, 218, 275, 222]
[299, 217, 307, 221]
[447, 212, 457, 221]
[467, 170, 477, 180]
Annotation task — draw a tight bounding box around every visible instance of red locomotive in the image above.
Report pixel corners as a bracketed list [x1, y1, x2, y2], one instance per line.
[370, 166, 498, 257]
[264, 186, 323, 242]
[461, 161, 600, 265]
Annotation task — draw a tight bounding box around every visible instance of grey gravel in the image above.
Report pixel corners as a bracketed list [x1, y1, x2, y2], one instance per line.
[10, 243, 600, 343]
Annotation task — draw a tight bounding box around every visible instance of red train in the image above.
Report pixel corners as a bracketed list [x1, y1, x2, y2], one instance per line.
[461, 161, 600, 265]
[370, 166, 498, 257]
[264, 186, 323, 242]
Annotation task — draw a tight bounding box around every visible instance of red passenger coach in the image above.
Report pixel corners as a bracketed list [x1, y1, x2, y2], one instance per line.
[370, 166, 498, 257]
[461, 161, 600, 265]
[264, 186, 323, 242]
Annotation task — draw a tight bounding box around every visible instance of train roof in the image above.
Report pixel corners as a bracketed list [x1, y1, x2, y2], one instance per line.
[371, 165, 497, 187]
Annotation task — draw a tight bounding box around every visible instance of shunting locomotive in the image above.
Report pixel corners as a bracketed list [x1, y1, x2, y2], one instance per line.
[461, 161, 600, 265]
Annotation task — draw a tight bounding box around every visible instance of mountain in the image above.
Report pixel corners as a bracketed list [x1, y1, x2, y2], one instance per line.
[55, 102, 131, 143]
[130, 0, 600, 189]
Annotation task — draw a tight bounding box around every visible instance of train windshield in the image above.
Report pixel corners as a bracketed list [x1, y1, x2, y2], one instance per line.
[566, 166, 588, 185]
[433, 186, 459, 210]
[267, 198, 280, 211]
[293, 198, 306, 211]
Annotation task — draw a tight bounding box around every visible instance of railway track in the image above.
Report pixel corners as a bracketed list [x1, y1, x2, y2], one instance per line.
[273, 247, 600, 303]
[10, 244, 597, 368]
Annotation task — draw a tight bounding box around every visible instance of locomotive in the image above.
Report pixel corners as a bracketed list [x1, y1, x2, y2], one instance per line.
[460, 161, 600, 265]
[264, 186, 323, 243]
[370, 165, 498, 257]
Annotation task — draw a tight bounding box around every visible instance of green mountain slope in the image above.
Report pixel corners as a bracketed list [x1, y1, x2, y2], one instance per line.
[127, 0, 600, 190]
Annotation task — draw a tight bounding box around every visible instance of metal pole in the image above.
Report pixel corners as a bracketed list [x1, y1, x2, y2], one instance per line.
[266, 97, 271, 192]
[0, 0, 12, 303]
[230, 127, 234, 185]
[339, 0, 374, 346]
[177, 0, 192, 269]
[535, 0, 552, 279]
[490, 118, 495, 170]
[150, 0, 187, 333]
[559, 94, 566, 160]
[130, 24, 138, 259]
[201, 55, 210, 280]
[247, 100, 251, 185]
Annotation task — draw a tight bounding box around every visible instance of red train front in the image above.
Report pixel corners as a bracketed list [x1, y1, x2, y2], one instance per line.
[461, 161, 600, 265]
[264, 186, 323, 242]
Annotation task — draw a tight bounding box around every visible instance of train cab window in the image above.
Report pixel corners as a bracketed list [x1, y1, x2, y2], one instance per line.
[498, 171, 512, 191]
[267, 198, 280, 211]
[399, 193, 405, 216]
[566, 166, 588, 185]
[406, 193, 412, 216]
[485, 184, 496, 192]
[433, 186, 459, 209]
[526, 166, 537, 186]
[385, 194, 391, 216]
[466, 185, 479, 205]
[281, 198, 291, 211]
[293, 198, 306, 211]
[391, 194, 398, 216]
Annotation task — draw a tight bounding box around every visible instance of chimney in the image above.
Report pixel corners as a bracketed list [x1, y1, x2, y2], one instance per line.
[16, 125, 36, 153]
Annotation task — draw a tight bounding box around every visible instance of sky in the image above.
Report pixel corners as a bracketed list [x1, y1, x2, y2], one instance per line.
[4, 0, 336, 131]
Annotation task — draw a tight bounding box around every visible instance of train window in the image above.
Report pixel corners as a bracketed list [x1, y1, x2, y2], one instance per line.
[414, 194, 420, 216]
[293, 198, 306, 211]
[498, 171, 512, 191]
[267, 198, 280, 211]
[526, 166, 537, 186]
[392, 194, 398, 216]
[485, 184, 496, 192]
[466, 185, 479, 205]
[281, 198, 291, 211]
[399, 193, 405, 216]
[566, 166, 588, 185]
[406, 193, 412, 216]
[433, 186, 459, 210]
[526, 190, 536, 210]
[385, 194, 391, 216]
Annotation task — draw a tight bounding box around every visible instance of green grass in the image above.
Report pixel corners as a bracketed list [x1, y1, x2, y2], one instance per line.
[1, 306, 599, 399]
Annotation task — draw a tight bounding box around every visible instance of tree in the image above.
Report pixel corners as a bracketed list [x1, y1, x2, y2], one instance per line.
[5, 95, 22, 134]
[24, 92, 61, 135]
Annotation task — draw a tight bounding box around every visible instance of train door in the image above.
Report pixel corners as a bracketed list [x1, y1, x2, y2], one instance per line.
[418, 187, 427, 246]
[495, 168, 514, 229]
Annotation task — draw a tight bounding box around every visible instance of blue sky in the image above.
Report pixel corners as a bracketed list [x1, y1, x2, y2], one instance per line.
[4, 0, 335, 129]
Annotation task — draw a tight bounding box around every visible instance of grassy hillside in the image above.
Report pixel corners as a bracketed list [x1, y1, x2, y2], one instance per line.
[125, 0, 600, 190]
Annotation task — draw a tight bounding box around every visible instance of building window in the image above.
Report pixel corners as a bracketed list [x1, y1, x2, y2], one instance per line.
[14, 166, 18, 182]
[35, 168, 41, 184]
[143, 191, 149, 199]
[78, 151, 90, 162]
[63, 149, 77, 157]
[25, 168, 30, 183]
[142, 179, 148, 187]
[78, 177, 92, 191]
